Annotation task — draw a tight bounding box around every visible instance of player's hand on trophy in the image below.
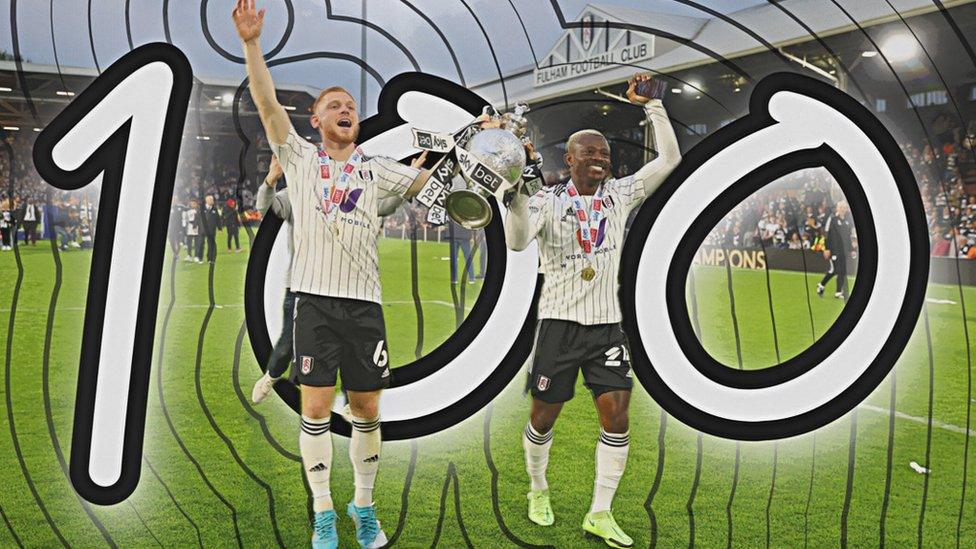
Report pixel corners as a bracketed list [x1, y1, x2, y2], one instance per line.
[475, 113, 503, 130]
[232, 0, 265, 44]
[264, 155, 282, 187]
[410, 150, 429, 169]
[523, 139, 539, 163]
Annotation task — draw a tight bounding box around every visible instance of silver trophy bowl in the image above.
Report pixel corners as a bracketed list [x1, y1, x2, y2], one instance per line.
[447, 128, 527, 229]
[466, 129, 527, 188]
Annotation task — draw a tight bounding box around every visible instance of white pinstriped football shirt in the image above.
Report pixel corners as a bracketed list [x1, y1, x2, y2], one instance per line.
[270, 126, 419, 303]
[505, 100, 681, 325]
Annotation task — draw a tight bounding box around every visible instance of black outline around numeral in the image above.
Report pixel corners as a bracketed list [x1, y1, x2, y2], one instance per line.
[620, 72, 929, 440]
[32, 43, 192, 504]
[244, 72, 540, 439]
[31, 60, 931, 505]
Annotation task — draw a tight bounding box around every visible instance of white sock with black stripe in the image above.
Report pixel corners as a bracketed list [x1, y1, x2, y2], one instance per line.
[590, 429, 629, 513]
[523, 423, 553, 492]
[350, 415, 381, 507]
[300, 416, 333, 512]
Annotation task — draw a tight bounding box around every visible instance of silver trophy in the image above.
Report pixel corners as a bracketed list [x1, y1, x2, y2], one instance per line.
[446, 104, 531, 229]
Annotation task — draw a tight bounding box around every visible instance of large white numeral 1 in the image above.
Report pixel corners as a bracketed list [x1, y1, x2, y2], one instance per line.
[33, 44, 192, 504]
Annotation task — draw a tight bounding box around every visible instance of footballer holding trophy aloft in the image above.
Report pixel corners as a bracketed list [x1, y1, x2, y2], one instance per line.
[505, 74, 681, 548]
[233, 2, 441, 548]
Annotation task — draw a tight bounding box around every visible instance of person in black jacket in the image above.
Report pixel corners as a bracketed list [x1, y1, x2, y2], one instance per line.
[50, 202, 78, 251]
[19, 198, 39, 246]
[199, 194, 221, 263]
[223, 198, 242, 252]
[817, 200, 853, 300]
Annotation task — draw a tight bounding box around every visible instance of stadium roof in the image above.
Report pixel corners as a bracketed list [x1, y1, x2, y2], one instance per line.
[2, 0, 975, 134]
[470, 0, 976, 105]
[0, 60, 317, 135]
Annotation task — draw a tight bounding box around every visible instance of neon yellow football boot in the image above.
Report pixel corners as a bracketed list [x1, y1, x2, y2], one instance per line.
[582, 510, 633, 548]
[526, 490, 554, 526]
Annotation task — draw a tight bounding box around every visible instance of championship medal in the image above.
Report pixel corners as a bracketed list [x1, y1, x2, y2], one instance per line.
[565, 181, 606, 283]
[317, 146, 363, 237]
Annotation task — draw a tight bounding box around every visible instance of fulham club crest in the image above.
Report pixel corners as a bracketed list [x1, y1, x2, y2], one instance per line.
[537, 375, 550, 391]
[580, 13, 595, 50]
[300, 356, 314, 375]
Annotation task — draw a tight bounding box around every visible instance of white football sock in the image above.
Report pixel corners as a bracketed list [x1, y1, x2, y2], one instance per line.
[590, 430, 629, 514]
[523, 423, 553, 492]
[349, 415, 381, 507]
[300, 415, 333, 512]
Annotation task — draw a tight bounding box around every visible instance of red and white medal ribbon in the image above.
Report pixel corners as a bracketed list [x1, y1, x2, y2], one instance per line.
[317, 146, 364, 232]
[565, 180, 605, 267]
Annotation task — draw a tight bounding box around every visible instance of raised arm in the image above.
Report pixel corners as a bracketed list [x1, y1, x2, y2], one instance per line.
[233, 0, 290, 144]
[256, 155, 292, 220]
[256, 155, 283, 215]
[504, 192, 536, 251]
[504, 141, 546, 251]
[626, 74, 681, 197]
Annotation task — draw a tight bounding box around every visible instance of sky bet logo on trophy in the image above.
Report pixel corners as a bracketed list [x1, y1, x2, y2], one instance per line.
[2, 1, 972, 547]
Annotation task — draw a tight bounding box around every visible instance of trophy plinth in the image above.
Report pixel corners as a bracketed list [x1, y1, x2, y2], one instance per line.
[445, 189, 493, 230]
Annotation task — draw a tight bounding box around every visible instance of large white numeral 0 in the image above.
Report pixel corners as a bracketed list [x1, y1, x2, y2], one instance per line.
[247, 73, 926, 443]
[245, 73, 541, 439]
[33, 44, 192, 504]
[620, 73, 929, 440]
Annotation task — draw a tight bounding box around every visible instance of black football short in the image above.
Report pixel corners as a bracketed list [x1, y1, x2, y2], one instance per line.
[292, 293, 391, 391]
[526, 319, 633, 403]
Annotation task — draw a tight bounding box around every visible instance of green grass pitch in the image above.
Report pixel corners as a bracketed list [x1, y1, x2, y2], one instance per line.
[1, 236, 975, 547]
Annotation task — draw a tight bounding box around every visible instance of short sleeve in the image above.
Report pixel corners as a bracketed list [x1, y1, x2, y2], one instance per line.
[503, 187, 550, 250]
[370, 156, 421, 199]
[609, 174, 647, 212]
[273, 189, 292, 221]
[269, 126, 316, 190]
[525, 189, 551, 237]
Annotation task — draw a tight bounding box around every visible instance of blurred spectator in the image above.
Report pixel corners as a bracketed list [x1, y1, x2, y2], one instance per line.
[0, 198, 12, 250]
[184, 199, 201, 263]
[223, 198, 243, 253]
[200, 195, 221, 264]
[19, 198, 39, 245]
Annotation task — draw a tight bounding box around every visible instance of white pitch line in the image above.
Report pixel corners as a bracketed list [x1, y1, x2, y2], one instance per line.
[6, 295, 969, 436]
[385, 300, 467, 308]
[0, 303, 246, 313]
[860, 404, 976, 437]
[0, 299, 473, 314]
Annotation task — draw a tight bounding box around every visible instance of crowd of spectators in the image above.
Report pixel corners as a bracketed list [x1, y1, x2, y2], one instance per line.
[910, 119, 976, 258]
[703, 116, 976, 260]
[0, 131, 265, 257]
[5, 115, 976, 260]
[0, 133, 100, 251]
[700, 169, 847, 255]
